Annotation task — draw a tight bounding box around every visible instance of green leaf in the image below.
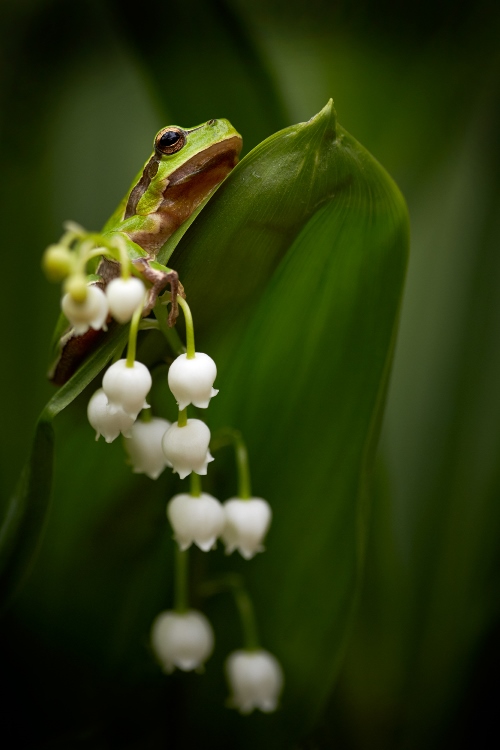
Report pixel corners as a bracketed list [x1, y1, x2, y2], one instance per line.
[161, 101, 409, 743]
[4, 101, 408, 747]
[0, 325, 129, 607]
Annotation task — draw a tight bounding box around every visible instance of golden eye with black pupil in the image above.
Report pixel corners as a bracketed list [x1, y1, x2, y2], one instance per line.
[155, 128, 186, 155]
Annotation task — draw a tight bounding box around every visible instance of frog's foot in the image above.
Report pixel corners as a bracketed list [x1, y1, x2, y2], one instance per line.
[133, 259, 185, 325]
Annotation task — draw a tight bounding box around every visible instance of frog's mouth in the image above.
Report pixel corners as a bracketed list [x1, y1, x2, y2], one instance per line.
[164, 135, 243, 193]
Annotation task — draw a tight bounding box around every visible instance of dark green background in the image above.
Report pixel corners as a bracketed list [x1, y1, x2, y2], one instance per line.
[1, 1, 499, 748]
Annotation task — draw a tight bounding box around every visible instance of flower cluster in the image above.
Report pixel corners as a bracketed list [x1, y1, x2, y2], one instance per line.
[44, 231, 148, 335]
[151, 608, 283, 713]
[44, 229, 283, 714]
[61, 276, 147, 335]
[167, 492, 272, 559]
[88, 359, 152, 444]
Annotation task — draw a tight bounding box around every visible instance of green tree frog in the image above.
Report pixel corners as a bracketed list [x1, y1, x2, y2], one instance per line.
[48, 118, 242, 384]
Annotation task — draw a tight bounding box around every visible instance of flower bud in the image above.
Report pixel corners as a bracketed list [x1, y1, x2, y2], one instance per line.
[87, 388, 135, 443]
[168, 352, 218, 410]
[42, 244, 74, 281]
[64, 273, 89, 303]
[167, 492, 225, 551]
[106, 276, 146, 324]
[225, 649, 284, 714]
[222, 498, 272, 560]
[102, 359, 152, 418]
[151, 610, 214, 674]
[124, 417, 172, 479]
[161, 419, 214, 480]
[61, 284, 109, 334]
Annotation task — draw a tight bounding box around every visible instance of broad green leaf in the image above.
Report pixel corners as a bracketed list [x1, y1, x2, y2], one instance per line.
[6, 101, 408, 747]
[178, 104, 408, 744]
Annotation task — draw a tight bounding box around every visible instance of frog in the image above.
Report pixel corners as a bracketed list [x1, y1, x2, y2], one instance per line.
[48, 118, 243, 385]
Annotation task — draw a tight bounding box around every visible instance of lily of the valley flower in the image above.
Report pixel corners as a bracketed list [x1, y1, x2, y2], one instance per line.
[167, 492, 225, 551]
[87, 388, 135, 443]
[168, 352, 218, 410]
[161, 419, 214, 479]
[124, 417, 172, 479]
[61, 284, 108, 335]
[102, 359, 152, 418]
[225, 649, 284, 714]
[222, 498, 272, 560]
[151, 610, 214, 674]
[106, 276, 146, 323]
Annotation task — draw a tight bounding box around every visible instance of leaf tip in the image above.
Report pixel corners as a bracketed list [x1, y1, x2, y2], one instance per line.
[306, 99, 337, 139]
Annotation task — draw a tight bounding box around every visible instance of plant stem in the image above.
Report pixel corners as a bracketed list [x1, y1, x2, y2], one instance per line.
[178, 407, 188, 427]
[126, 303, 142, 367]
[114, 235, 130, 279]
[233, 586, 260, 650]
[177, 296, 195, 359]
[174, 547, 189, 614]
[200, 574, 260, 650]
[190, 472, 202, 497]
[210, 428, 252, 499]
[153, 300, 186, 356]
[234, 433, 251, 499]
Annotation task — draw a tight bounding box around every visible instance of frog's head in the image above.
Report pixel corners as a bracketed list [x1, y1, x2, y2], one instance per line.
[155, 118, 242, 162]
[125, 119, 242, 221]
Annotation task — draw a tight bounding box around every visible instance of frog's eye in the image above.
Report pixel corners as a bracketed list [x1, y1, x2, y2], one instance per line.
[155, 128, 186, 155]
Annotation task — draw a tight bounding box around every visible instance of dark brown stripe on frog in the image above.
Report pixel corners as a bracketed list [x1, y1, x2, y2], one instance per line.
[124, 153, 161, 220]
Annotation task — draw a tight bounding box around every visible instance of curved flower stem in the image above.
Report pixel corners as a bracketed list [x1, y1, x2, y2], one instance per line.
[235, 435, 251, 500]
[80, 246, 108, 265]
[174, 547, 189, 614]
[126, 303, 143, 368]
[190, 472, 202, 497]
[60, 222, 85, 246]
[200, 574, 260, 650]
[113, 235, 131, 279]
[72, 232, 126, 273]
[177, 296, 195, 359]
[234, 586, 260, 651]
[210, 428, 252, 499]
[153, 300, 186, 356]
[178, 407, 188, 428]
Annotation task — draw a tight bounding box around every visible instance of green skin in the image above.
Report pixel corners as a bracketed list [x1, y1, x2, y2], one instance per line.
[50, 118, 243, 384]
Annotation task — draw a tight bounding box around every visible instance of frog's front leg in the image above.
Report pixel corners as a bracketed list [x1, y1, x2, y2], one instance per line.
[101, 231, 185, 325]
[133, 258, 185, 324]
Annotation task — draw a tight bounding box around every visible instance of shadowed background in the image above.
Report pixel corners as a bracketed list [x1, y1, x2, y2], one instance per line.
[0, 1, 499, 748]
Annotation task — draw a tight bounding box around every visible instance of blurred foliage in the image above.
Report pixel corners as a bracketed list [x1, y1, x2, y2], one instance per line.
[1, 0, 499, 748]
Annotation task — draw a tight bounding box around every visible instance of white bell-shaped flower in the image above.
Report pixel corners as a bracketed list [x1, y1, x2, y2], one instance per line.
[168, 352, 218, 410]
[161, 419, 214, 480]
[124, 417, 172, 479]
[106, 276, 146, 323]
[225, 649, 284, 714]
[167, 492, 225, 552]
[61, 284, 108, 335]
[102, 359, 152, 418]
[87, 388, 135, 443]
[222, 498, 272, 560]
[151, 609, 214, 674]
